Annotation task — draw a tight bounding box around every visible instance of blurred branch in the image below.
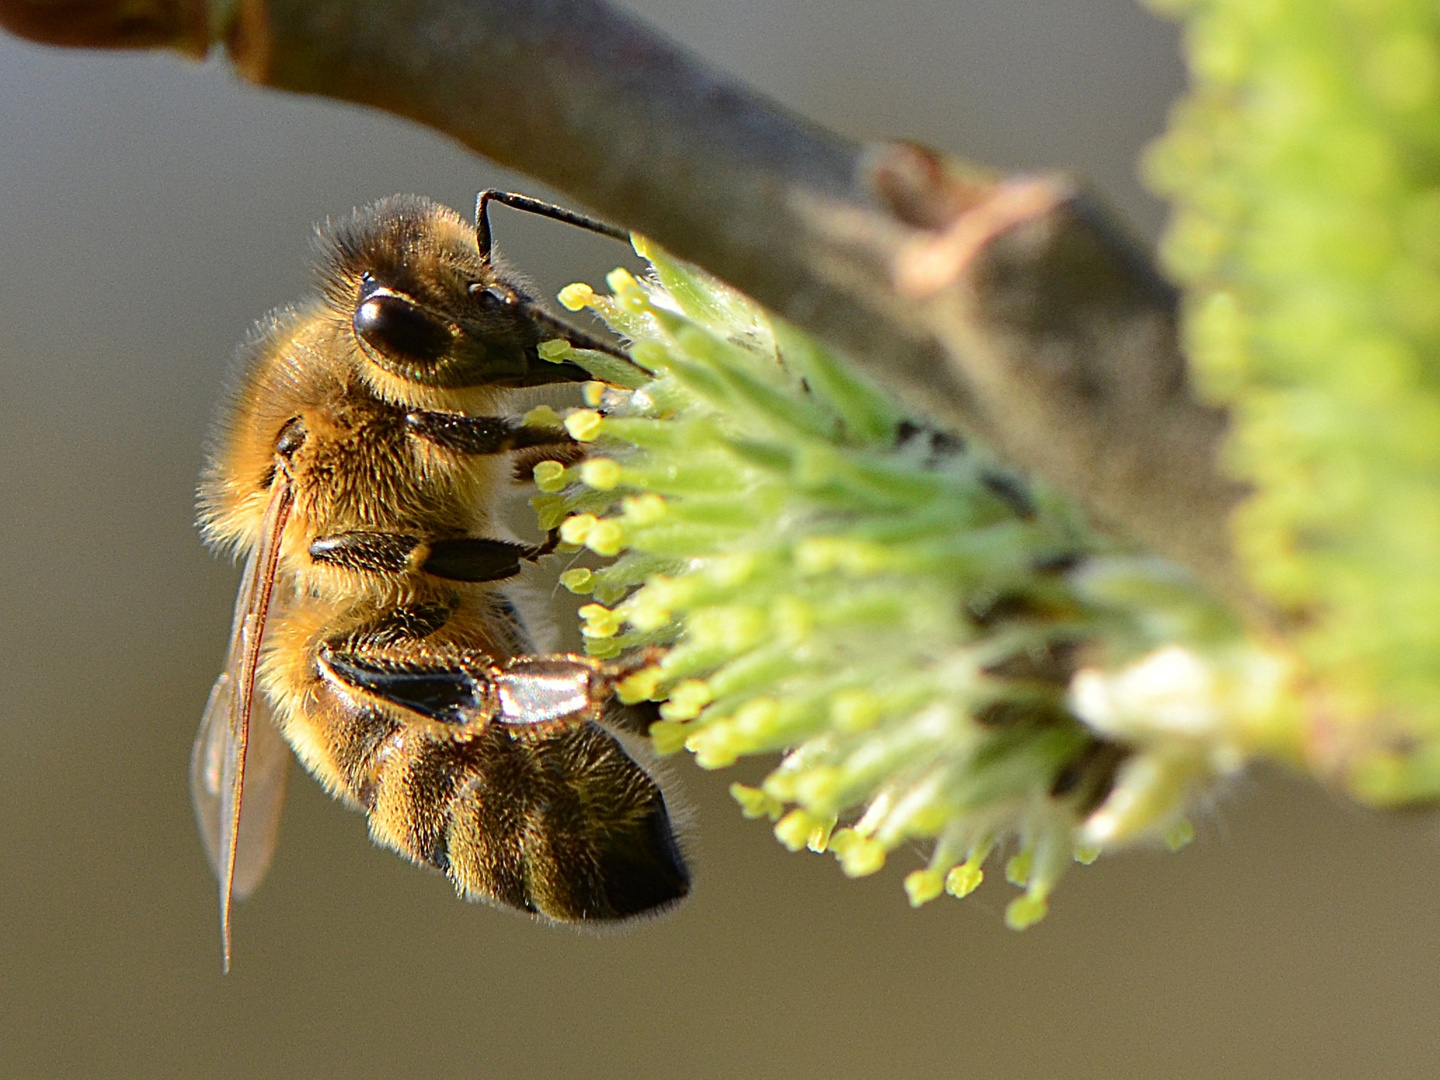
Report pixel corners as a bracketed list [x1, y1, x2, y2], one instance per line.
[0, 0, 1251, 609]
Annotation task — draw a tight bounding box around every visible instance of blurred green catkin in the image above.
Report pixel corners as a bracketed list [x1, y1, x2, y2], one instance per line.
[1143, 0, 1440, 802]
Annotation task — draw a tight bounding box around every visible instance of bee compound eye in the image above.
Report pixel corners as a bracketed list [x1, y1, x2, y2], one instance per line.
[353, 291, 454, 366]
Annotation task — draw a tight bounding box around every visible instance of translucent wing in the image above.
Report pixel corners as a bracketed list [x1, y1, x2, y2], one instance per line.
[190, 663, 290, 897]
[189, 471, 294, 972]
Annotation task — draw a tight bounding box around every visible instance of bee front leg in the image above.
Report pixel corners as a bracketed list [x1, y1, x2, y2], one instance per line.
[404, 411, 576, 456]
[405, 409, 590, 479]
[309, 532, 545, 582]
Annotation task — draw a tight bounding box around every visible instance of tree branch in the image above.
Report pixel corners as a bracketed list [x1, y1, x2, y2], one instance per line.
[0, 0, 1252, 607]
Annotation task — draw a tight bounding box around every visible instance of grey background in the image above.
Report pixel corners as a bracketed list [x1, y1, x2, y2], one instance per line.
[2, 2, 1439, 1078]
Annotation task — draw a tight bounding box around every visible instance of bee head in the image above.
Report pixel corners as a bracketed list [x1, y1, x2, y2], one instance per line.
[319, 195, 563, 396]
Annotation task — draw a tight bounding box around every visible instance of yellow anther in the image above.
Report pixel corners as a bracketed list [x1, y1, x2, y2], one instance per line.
[648, 719, 689, 755]
[557, 568, 595, 594]
[774, 810, 819, 852]
[806, 816, 835, 853]
[659, 679, 713, 721]
[730, 783, 784, 821]
[904, 869, 945, 907]
[559, 514, 597, 545]
[621, 492, 668, 526]
[606, 267, 640, 295]
[579, 458, 623, 491]
[837, 835, 886, 878]
[586, 639, 621, 660]
[564, 409, 604, 441]
[585, 519, 625, 556]
[1005, 895, 1049, 931]
[621, 594, 673, 633]
[686, 728, 739, 769]
[615, 666, 663, 704]
[557, 282, 595, 311]
[578, 603, 622, 638]
[945, 863, 984, 898]
[533, 460, 568, 492]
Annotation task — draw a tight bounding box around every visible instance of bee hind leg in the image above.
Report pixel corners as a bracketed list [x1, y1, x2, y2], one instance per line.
[318, 645, 494, 726]
[321, 645, 613, 732]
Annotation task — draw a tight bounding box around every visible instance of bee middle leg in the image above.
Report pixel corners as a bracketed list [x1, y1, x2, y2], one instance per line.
[308, 531, 549, 582]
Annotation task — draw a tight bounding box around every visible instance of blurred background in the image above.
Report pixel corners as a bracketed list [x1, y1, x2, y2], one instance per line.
[3, 2, 1439, 1077]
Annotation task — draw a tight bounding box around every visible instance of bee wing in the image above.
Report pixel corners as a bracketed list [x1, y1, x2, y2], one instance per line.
[189, 471, 294, 971]
[190, 663, 290, 898]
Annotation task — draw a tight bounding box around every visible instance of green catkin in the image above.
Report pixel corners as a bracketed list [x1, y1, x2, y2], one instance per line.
[539, 244, 1289, 924]
[1144, 0, 1440, 802]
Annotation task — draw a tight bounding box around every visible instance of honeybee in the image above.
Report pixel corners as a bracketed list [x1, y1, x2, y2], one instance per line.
[191, 192, 689, 970]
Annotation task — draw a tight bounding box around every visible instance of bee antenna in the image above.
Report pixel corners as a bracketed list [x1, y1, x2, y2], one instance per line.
[474, 190, 630, 261]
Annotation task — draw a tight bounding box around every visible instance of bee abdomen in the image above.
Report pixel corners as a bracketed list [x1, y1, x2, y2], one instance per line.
[303, 603, 689, 920]
[444, 724, 690, 921]
[368, 735, 479, 874]
[520, 791, 690, 920]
